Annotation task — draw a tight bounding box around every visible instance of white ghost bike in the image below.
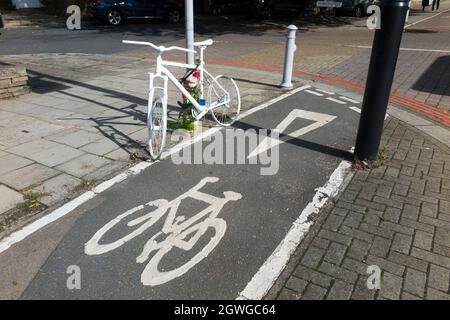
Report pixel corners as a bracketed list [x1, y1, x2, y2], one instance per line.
[123, 39, 241, 160]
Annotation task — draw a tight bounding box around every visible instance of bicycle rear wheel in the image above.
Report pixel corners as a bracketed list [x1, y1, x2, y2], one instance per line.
[208, 75, 241, 126]
[148, 96, 167, 160]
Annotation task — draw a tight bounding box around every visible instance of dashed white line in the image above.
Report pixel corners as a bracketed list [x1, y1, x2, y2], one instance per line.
[315, 89, 335, 95]
[305, 89, 324, 97]
[349, 106, 389, 119]
[326, 97, 347, 105]
[349, 106, 362, 113]
[339, 96, 360, 104]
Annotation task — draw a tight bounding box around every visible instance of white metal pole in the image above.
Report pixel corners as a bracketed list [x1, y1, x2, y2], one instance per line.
[280, 25, 298, 89]
[185, 0, 195, 67]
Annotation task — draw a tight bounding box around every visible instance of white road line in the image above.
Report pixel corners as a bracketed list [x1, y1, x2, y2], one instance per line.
[0, 84, 312, 255]
[347, 45, 450, 54]
[405, 9, 450, 28]
[349, 106, 389, 119]
[326, 97, 347, 105]
[340, 96, 360, 104]
[315, 89, 335, 95]
[237, 160, 354, 300]
[349, 106, 362, 113]
[305, 89, 324, 97]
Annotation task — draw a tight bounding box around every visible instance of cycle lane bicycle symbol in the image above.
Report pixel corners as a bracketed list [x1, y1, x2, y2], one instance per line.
[85, 177, 242, 286]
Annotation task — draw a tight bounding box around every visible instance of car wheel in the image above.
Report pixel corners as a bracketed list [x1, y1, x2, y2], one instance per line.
[106, 10, 123, 26]
[168, 9, 181, 23]
[353, 5, 364, 18]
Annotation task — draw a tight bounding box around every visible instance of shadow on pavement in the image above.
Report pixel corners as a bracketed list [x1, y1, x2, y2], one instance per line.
[412, 55, 450, 96]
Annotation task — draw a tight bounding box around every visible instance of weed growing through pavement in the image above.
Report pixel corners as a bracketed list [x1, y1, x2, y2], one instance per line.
[353, 146, 389, 170]
[15, 191, 46, 210]
[71, 180, 97, 194]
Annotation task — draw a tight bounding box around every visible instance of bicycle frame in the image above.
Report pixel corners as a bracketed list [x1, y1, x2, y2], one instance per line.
[151, 47, 231, 121]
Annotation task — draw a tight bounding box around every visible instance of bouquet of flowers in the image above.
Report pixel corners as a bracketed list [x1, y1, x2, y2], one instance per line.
[174, 71, 202, 132]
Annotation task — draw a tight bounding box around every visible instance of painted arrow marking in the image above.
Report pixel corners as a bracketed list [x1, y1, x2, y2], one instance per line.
[248, 109, 337, 159]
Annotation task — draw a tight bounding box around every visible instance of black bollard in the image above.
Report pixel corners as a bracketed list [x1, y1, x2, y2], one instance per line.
[354, 0, 410, 161]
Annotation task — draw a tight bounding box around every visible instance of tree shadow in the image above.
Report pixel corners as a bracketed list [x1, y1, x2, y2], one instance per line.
[412, 55, 450, 96]
[232, 120, 353, 161]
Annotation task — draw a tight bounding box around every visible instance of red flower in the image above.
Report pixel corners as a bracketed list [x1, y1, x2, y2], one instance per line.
[193, 71, 201, 78]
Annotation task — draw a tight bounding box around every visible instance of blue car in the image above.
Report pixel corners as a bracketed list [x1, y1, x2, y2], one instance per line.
[337, 0, 375, 17]
[90, 0, 184, 26]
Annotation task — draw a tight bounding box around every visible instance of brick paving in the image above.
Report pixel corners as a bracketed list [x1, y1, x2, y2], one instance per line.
[267, 116, 450, 300]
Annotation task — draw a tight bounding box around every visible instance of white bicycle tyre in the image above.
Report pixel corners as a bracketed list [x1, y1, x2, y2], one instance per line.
[208, 75, 241, 127]
[148, 96, 167, 160]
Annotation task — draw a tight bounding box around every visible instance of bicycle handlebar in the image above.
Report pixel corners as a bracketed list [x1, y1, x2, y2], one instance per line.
[122, 40, 196, 54]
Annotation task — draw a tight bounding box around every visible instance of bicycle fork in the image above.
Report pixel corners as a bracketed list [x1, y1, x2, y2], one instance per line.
[148, 72, 168, 126]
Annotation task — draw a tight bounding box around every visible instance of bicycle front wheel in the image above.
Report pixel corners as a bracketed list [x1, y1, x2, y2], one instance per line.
[208, 75, 241, 127]
[148, 96, 167, 160]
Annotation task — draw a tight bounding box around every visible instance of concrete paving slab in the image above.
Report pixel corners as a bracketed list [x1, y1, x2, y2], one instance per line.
[80, 138, 122, 156]
[82, 161, 128, 181]
[70, 104, 107, 116]
[128, 128, 148, 144]
[31, 173, 81, 206]
[27, 144, 84, 167]
[55, 113, 99, 129]
[7, 104, 55, 118]
[104, 148, 132, 162]
[387, 106, 433, 126]
[40, 109, 75, 120]
[32, 96, 70, 108]
[0, 114, 34, 128]
[55, 154, 112, 178]
[0, 120, 65, 147]
[0, 164, 60, 191]
[0, 111, 17, 121]
[0, 185, 23, 215]
[416, 125, 450, 148]
[46, 129, 104, 148]
[6, 139, 62, 157]
[0, 153, 34, 176]
[52, 101, 91, 112]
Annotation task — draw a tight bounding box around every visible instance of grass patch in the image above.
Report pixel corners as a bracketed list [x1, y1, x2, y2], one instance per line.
[169, 109, 197, 133]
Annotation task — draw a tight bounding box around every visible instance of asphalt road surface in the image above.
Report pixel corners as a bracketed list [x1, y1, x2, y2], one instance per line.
[0, 85, 361, 299]
[0, 21, 186, 55]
